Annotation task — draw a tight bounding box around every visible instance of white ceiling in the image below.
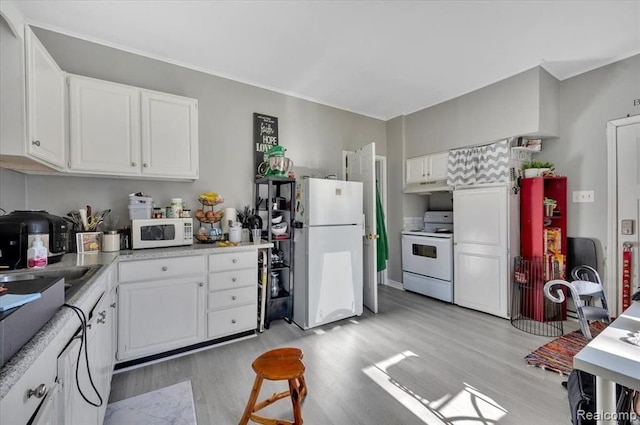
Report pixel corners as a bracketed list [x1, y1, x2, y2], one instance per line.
[14, 0, 640, 120]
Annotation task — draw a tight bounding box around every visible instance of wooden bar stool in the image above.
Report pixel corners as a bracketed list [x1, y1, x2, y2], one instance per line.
[238, 347, 307, 425]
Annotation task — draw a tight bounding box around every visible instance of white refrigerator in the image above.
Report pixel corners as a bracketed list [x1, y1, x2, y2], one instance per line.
[293, 178, 363, 329]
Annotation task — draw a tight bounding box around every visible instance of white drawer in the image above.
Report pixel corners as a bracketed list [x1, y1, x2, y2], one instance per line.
[0, 343, 57, 425]
[207, 304, 257, 339]
[208, 286, 256, 311]
[208, 269, 255, 291]
[208, 250, 257, 272]
[119, 255, 205, 283]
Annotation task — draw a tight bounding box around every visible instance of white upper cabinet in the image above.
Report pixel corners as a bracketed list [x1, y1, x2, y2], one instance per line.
[69, 76, 141, 175]
[405, 151, 449, 185]
[405, 156, 427, 184]
[1, 19, 66, 172]
[140, 90, 198, 179]
[68, 75, 199, 180]
[426, 152, 449, 181]
[24, 27, 66, 168]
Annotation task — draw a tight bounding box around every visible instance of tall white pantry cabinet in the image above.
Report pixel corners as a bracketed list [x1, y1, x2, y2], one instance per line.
[453, 185, 519, 319]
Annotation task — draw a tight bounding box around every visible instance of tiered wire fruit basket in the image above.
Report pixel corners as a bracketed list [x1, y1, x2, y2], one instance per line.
[510, 256, 564, 337]
[194, 194, 225, 243]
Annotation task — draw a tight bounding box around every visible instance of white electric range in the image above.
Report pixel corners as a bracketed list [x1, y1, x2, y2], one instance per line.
[401, 211, 454, 302]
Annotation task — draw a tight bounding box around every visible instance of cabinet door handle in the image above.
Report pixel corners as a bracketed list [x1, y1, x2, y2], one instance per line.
[231, 295, 237, 301]
[110, 303, 116, 308]
[232, 277, 237, 282]
[28, 384, 47, 399]
[131, 162, 137, 167]
[162, 266, 168, 271]
[231, 319, 237, 324]
[232, 259, 238, 263]
[198, 282, 204, 287]
[32, 140, 41, 147]
[143, 163, 148, 168]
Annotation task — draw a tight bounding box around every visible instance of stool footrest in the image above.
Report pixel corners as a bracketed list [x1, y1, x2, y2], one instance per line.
[254, 390, 292, 411]
[249, 413, 295, 425]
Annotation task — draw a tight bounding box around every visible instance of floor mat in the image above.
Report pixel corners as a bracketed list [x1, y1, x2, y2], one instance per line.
[524, 322, 607, 375]
[104, 380, 196, 425]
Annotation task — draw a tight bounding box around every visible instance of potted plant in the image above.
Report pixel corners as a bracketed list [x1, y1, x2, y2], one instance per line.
[522, 161, 554, 178]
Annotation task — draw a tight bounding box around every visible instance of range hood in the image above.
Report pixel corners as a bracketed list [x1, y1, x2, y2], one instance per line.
[404, 180, 453, 195]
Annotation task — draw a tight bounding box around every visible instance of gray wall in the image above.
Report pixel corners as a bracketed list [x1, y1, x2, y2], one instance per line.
[385, 116, 404, 283]
[404, 67, 559, 158]
[0, 168, 26, 212]
[540, 54, 640, 262]
[17, 27, 386, 222]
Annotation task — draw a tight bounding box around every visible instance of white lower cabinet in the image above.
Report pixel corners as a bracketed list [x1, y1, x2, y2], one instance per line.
[117, 255, 206, 361]
[207, 251, 258, 339]
[58, 277, 114, 425]
[30, 381, 61, 425]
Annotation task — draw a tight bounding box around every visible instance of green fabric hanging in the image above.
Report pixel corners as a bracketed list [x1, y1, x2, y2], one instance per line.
[375, 181, 389, 272]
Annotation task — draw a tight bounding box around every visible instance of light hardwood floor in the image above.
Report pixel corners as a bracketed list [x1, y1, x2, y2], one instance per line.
[109, 285, 577, 424]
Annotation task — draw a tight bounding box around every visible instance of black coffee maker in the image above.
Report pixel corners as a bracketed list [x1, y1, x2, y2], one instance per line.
[0, 210, 68, 270]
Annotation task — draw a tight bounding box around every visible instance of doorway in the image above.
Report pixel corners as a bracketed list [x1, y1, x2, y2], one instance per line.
[606, 115, 640, 316]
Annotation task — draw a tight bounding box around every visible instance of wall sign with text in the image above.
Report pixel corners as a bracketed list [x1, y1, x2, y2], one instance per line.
[253, 113, 279, 178]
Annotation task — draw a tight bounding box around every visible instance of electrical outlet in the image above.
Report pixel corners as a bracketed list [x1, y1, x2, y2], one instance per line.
[572, 190, 595, 203]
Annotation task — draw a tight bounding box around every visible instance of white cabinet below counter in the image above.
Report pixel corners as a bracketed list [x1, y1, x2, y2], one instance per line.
[68, 74, 199, 180]
[405, 152, 449, 185]
[117, 255, 206, 362]
[207, 251, 258, 340]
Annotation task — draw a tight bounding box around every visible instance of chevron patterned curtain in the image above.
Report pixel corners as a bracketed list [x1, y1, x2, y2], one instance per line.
[447, 140, 509, 187]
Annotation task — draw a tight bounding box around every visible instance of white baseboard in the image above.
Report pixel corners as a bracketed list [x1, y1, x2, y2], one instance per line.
[384, 279, 404, 291]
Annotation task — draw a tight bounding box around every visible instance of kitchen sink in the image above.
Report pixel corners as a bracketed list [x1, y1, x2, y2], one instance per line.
[0, 264, 104, 301]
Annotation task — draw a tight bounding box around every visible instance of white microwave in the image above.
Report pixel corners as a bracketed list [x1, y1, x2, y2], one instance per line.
[131, 218, 193, 249]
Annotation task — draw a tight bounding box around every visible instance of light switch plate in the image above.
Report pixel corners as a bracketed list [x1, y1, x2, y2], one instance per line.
[572, 190, 594, 203]
[621, 219, 635, 235]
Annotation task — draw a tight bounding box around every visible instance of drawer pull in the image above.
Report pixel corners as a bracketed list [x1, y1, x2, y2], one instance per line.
[32, 140, 41, 147]
[232, 277, 237, 282]
[199, 282, 204, 287]
[162, 266, 168, 271]
[232, 295, 237, 300]
[232, 259, 238, 263]
[28, 383, 47, 399]
[110, 303, 117, 308]
[231, 319, 237, 324]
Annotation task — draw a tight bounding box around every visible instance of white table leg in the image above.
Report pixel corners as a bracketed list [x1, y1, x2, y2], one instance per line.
[595, 376, 617, 425]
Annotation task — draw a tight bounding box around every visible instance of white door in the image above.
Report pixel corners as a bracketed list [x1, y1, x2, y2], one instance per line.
[611, 116, 640, 315]
[453, 186, 509, 318]
[307, 225, 363, 328]
[427, 152, 449, 181]
[68, 75, 141, 175]
[347, 142, 377, 313]
[406, 156, 427, 184]
[140, 90, 198, 179]
[25, 26, 65, 168]
[305, 178, 363, 226]
[117, 277, 205, 361]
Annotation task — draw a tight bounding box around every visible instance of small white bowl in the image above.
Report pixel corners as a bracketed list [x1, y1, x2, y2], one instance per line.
[272, 213, 283, 224]
[271, 222, 287, 235]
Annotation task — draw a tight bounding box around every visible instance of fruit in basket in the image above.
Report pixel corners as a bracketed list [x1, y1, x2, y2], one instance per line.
[195, 209, 205, 220]
[198, 192, 224, 206]
[205, 210, 215, 220]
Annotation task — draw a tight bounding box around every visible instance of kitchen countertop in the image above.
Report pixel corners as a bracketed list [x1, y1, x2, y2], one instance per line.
[0, 241, 272, 400]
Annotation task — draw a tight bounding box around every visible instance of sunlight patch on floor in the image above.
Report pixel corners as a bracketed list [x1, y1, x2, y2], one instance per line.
[362, 351, 508, 424]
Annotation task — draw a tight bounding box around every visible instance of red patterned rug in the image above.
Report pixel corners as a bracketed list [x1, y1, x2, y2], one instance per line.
[524, 322, 607, 375]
